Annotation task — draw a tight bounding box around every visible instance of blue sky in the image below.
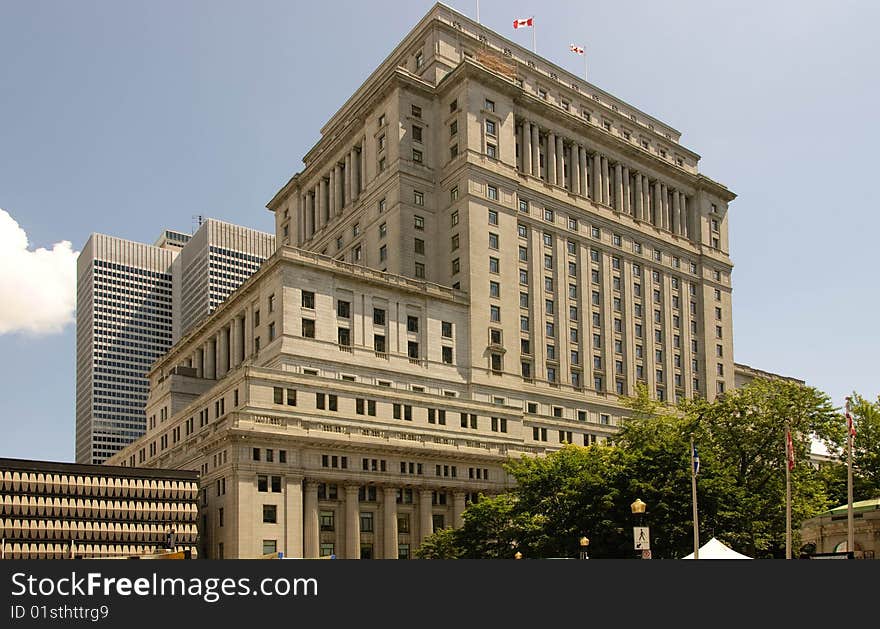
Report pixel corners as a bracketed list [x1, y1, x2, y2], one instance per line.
[1, 0, 878, 462]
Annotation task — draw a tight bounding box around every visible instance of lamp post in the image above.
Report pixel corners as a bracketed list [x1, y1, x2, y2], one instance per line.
[514, 551, 523, 560]
[579, 536, 590, 560]
[631, 499, 650, 559]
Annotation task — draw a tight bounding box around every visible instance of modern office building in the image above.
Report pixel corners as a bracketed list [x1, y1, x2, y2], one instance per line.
[76, 220, 273, 464]
[175, 218, 275, 339]
[76, 234, 177, 465]
[0, 458, 199, 559]
[107, 3, 736, 559]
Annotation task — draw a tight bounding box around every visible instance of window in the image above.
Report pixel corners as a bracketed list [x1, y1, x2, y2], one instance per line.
[412, 149, 423, 163]
[520, 269, 529, 285]
[378, 134, 386, 150]
[487, 185, 498, 200]
[486, 119, 497, 136]
[613, 234, 622, 247]
[442, 346, 453, 364]
[485, 98, 495, 112]
[412, 125, 423, 142]
[519, 199, 529, 214]
[337, 327, 351, 347]
[489, 232, 499, 250]
[486, 143, 497, 159]
[301, 319, 315, 338]
[450, 120, 458, 136]
[520, 315, 530, 331]
[405, 315, 419, 333]
[301, 290, 315, 309]
[490, 305, 501, 322]
[414, 191, 424, 206]
[544, 208, 555, 222]
[360, 512, 374, 533]
[263, 505, 277, 524]
[489, 257, 500, 273]
[262, 540, 277, 556]
[411, 104, 422, 118]
[488, 209, 498, 225]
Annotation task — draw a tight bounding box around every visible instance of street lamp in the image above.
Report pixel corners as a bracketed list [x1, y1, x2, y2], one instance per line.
[631, 499, 650, 559]
[579, 536, 590, 560]
[514, 551, 523, 560]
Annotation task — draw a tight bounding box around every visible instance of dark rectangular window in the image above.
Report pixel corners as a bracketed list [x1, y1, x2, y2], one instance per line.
[263, 505, 277, 523]
[302, 319, 315, 338]
[302, 290, 315, 308]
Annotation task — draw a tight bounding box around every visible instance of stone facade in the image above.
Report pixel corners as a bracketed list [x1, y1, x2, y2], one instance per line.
[106, 3, 736, 559]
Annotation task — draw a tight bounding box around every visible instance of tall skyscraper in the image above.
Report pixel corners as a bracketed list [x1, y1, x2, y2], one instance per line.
[75, 234, 177, 465]
[108, 4, 737, 559]
[175, 218, 276, 339]
[76, 220, 273, 464]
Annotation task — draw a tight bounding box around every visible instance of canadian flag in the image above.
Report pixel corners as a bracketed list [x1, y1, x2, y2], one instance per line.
[570, 44, 585, 55]
[513, 17, 534, 29]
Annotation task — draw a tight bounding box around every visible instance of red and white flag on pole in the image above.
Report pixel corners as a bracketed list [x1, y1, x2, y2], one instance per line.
[513, 17, 534, 29]
[570, 44, 584, 55]
[845, 396, 857, 437]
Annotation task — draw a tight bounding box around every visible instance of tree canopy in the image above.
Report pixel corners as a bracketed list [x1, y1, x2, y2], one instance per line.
[417, 379, 857, 559]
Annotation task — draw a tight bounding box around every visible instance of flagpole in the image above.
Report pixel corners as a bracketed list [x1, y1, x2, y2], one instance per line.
[784, 414, 798, 559]
[691, 437, 699, 560]
[476, 0, 480, 24]
[532, 20, 536, 53]
[584, 49, 588, 82]
[846, 396, 854, 556]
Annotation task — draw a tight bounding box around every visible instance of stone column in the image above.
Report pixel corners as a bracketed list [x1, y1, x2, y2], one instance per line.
[672, 190, 682, 235]
[285, 477, 304, 559]
[614, 162, 624, 212]
[383, 486, 398, 559]
[635, 173, 644, 221]
[580, 146, 589, 196]
[303, 481, 319, 559]
[351, 147, 360, 202]
[230, 318, 240, 369]
[547, 133, 557, 184]
[328, 168, 336, 221]
[643, 175, 651, 223]
[623, 166, 631, 215]
[522, 121, 532, 175]
[679, 193, 689, 237]
[572, 145, 581, 195]
[217, 327, 228, 378]
[555, 136, 564, 187]
[204, 338, 216, 380]
[601, 156, 610, 205]
[345, 484, 360, 559]
[418, 489, 433, 547]
[660, 183, 669, 230]
[335, 163, 343, 214]
[318, 179, 327, 231]
[344, 153, 352, 209]
[298, 193, 307, 245]
[194, 348, 204, 378]
[592, 153, 601, 201]
[530, 123, 539, 177]
[452, 492, 466, 529]
[653, 181, 662, 227]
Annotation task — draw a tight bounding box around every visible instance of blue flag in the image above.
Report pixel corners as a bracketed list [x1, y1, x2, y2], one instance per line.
[693, 445, 700, 476]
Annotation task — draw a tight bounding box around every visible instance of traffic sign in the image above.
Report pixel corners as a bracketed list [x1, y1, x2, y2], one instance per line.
[633, 526, 650, 550]
[641, 549, 652, 559]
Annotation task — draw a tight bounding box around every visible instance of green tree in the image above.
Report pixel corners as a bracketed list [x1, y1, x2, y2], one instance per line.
[680, 378, 838, 557]
[822, 393, 880, 503]
[417, 379, 839, 559]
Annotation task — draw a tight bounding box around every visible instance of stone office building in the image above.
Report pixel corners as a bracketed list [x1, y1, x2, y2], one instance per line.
[107, 3, 736, 559]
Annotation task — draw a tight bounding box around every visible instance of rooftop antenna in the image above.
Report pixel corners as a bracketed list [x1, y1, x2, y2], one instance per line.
[191, 214, 205, 234]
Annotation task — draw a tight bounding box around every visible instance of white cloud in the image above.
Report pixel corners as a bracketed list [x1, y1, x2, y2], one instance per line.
[0, 208, 78, 335]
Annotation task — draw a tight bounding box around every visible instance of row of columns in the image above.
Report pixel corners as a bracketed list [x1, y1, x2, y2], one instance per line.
[188, 312, 249, 380]
[298, 142, 365, 245]
[302, 482, 468, 559]
[517, 120, 693, 238]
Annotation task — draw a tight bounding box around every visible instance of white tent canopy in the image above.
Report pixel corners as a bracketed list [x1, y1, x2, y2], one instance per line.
[682, 537, 752, 559]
